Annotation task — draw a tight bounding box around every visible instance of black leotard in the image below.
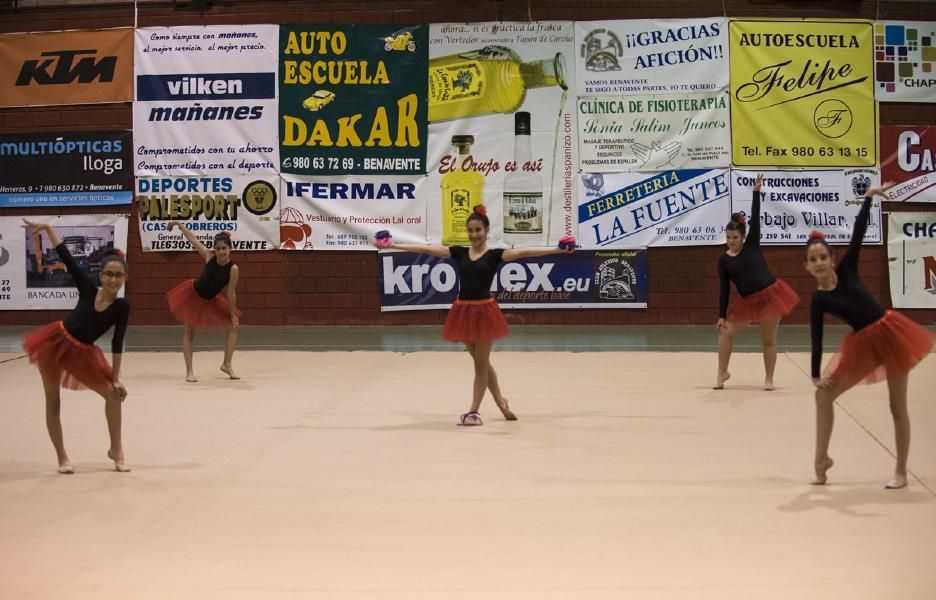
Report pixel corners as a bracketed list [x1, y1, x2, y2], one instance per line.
[449, 246, 505, 300]
[193, 257, 233, 299]
[717, 190, 777, 318]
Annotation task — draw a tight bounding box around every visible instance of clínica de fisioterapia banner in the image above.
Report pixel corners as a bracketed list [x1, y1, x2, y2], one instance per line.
[729, 20, 877, 167]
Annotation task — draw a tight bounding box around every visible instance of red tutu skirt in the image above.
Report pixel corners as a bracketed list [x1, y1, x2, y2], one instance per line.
[441, 298, 509, 344]
[727, 278, 800, 324]
[824, 310, 935, 388]
[22, 321, 114, 391]
[167, 279, 240, 330]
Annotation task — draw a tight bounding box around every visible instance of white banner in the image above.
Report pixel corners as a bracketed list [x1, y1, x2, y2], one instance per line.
[575, 18, 728, 96]
[134, 25, 279, 176]
[729, 169, 882, 245]
[0, 215, 129, 310]
[888, 212, 936, 308]
[577, 91, 730, 172]
[280, 174, 427, 250]
[577, 169, 730, 247]
[136, 175, 278, 251]
[874, 22, 936, 103]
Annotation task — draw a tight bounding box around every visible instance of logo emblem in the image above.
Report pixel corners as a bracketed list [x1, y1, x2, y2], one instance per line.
[814, 99, 853, 139]
[851, 173, 871, 198]
[16, 50, 117, 86]
[581, 29, 623, 72]
[582, 173, 605, 197]
[242, 180, 276, 216]
[0, 246, 9, 267]
[595, 257, 637, 301]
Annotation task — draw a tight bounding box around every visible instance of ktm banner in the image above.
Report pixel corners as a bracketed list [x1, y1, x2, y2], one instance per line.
[0, 29, 133, 107]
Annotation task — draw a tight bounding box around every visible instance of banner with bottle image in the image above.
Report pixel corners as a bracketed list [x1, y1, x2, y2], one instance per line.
[729, 169, 882, 245]
[0, 214, 128, 311]
[729, 20, 877, 167]
[574, 18, 728, 96]
[426, 22, 578, 248]
[887, 212, 936, 309]
[278, 25, 428, 176]
[135, 175, 279, 251]
[880, 126, 936, 202]
[577, 91, 730, 172]
[577, 169, 730, 247]
[379, 248, 648, 311]
[278, 173, 426, 250]
[873, 21, 936, 103]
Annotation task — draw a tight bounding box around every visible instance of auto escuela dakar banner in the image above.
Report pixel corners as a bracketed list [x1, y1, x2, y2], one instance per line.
[379, 248, 647, 311]
[136, 175, 278, 251]
[0, 131, 132, 207]
[887, 212, 936, 309]
[880, 126, 936, 203]
[0, 215, 128, 311]
[279, 25, 428, 176]
[873, 21, 936, 103]
[729, 169, 882, 245]
[134, 25, 279, 176]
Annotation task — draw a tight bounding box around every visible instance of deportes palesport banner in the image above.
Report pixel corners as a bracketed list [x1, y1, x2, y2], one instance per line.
[888, 212, 936, 308]
[874, 21, 936, 103]
[729, 20, 877, 167]
[0, 214, 128, 310]
[574, 18, 728, 95]
[379, 248, 647, 311]
[729, 169, 882, 245]
[577, 169, 730, 247]
[134, 25, 279, 176]
[880, 126, 936, 202]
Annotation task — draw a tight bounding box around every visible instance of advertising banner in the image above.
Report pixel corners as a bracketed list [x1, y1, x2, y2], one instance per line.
[577, 169, 730, 247]
[880, 125, 936, 202]
[0, 214, 129, 310]
[729, 20, 877, 167]
[874, 21, 936, 102]
[729, 168, 882, 245]
[0, 29, 133, 107]
[279, 25, 428, 176]
[379, 248, 647, 311]
[888, 212, 936, 308]
[577, 91, 730, 172]
[0, 131, 132, 207]
[134, 25, 279, 176]
[135, 175, 278, 251]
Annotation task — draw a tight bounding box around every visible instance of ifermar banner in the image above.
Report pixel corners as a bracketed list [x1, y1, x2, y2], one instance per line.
[729, 169, 882, 245]
[279, 25, 428, 176]
[379, 248, 647, 311]
[577, 91, 730, 172]
[0, 131, 132, 207]
[577, 169, 730, 247]
[888, 212, 936, 308]
[135, 175, 278, 251]
[574, 18, 728, 95]
[729, 20, 877, 167]
[134, 25, 279, 176]
[880, 126, 936, 202]
[0, 214, 128, 311]
[427, 22, 578, 248]
[873, 21, 936, 103]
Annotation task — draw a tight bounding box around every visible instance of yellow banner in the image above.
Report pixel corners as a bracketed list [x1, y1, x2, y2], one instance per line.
[729, 20, 877, 167]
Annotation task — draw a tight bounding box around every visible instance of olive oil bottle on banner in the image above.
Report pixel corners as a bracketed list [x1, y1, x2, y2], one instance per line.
[503, 111, 543, 246]
[441, 135, 484, 246]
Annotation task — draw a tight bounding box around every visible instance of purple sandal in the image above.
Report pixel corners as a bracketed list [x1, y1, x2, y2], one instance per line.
[458, 411, 483, 426]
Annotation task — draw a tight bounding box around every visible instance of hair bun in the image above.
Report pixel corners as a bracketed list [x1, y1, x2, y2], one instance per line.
[103, 248, 125, 257]
[734, 214, 746, 225]
[809, 230, 826, 240]
[221, 231, 231, 238]
[473, 205, 487, 216]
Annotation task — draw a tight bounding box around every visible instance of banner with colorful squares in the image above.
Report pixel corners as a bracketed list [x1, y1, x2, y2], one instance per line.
[874, 21, 936, 102]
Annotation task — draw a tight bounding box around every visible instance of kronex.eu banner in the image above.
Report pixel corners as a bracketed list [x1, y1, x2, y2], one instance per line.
[575, 18, 728, 95]
[279, 25, 428, 176]
[577, 169, 730, 247]
[577, 91, 730, 172]
[888, 212, 936, 308]
[0, 215, 128, 311]
[730, 20, 877, 167]
[134, 25, 279, 176]
[379, 249, 647, 311]
[0, 131, 132, 207]
[279, 174, 426, 250]
[881, 126, 936, 202]
[730, 169, 882, 245]
[136, 176, 278, 251]
[427, 22, 578, 248]
[874, 22, 936, 103]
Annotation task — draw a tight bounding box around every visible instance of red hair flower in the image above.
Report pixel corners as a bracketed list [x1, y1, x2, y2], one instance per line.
[809, 230, 826, 240]
[473, 205, 487, 216]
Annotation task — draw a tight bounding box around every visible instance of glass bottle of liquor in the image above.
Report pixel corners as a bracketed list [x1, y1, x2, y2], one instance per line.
[441, 135, 484, 246]
[428, 46, 567, 123]
[503, 111, 543, 246]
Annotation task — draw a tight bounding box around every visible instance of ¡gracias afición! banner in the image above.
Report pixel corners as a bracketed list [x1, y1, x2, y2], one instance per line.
[888, 212, 936, 308]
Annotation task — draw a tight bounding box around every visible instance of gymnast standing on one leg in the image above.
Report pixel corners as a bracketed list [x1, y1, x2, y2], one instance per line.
[805, 182, 934, 489]
[165, 222, 241, 382]
[715, 174, 800, 390]
[21, 220, 131, 473]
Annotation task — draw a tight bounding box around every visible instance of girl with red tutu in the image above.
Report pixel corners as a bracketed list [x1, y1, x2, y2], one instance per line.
[716, 174, 800, 390]
[378, 205, 574, 426]
[21, 220, 131, 474]
[806, 182, 934, 489]
[165, 222, 241, 382]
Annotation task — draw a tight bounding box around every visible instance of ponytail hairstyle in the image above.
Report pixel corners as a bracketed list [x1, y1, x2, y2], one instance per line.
[100, 247, 127, 271]
[726, 212, 746, 236]
[805, 229, 830, 256]
[214, 230, 233, 249]
[466, 204, 490, 228]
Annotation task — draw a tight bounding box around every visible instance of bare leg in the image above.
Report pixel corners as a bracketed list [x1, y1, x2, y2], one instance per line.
[220, 325, 239, 379]
[813, 379, 852, 484]
[759, 316, 781, 390]
[41, 369, 72, 473]
[467, 345, 515, 420]
[90, 380, 129, 472]
[715, 321, 746, 389]
[183, 325, 197, 382]
[467, 342, 493, 416]
[886, 374, 910, 489]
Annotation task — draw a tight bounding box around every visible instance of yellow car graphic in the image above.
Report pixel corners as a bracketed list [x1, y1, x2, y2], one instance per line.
[302, 90, 335, 112]
[384, 31, 416, 52]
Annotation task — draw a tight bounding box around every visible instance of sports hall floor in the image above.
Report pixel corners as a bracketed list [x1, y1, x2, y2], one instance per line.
[1, 324, 934, 599]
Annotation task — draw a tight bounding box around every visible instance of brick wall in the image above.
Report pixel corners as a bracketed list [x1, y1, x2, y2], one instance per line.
[1, 0, 934, 327]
